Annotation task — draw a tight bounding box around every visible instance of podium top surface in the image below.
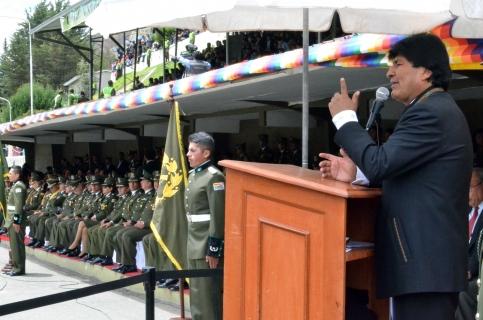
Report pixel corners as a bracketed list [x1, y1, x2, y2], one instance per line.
[219, 160, 381, 199]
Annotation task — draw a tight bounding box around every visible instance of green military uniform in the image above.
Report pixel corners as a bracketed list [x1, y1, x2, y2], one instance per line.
[57, 185, 89, 248]
[6, 179, 27, 274]
[44, 178, 66, 245]
[24, 185, 44, 216]
[104, 186, 144, 263]
[90, 189, 128, 258]
[118, 181, 156, 267]
[185, 161, 225, 320]
[28, 190, 50, 240]
[49, 190, 77, 249]
[35, 184, 64, 244]
[87, 177, 117, 255]
[142, 171, 171, 270]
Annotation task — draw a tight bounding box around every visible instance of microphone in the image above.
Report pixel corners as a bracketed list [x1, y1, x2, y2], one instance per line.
[365, 87, 390, 130]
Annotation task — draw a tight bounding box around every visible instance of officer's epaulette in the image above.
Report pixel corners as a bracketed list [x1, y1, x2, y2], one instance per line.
[208, 166, 219, 175]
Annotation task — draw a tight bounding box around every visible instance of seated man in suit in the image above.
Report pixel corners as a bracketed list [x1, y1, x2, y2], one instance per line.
[457, 167, 483, 320]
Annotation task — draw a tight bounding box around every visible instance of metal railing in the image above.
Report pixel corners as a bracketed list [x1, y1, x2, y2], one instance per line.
[0, 267, 223, 319]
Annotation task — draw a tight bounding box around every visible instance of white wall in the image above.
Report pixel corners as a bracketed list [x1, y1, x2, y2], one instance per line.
[34, 144, 53, 171]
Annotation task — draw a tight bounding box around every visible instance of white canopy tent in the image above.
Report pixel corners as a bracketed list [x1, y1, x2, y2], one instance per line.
[84, 0, 483, 167]
[85, 0, 483, 38]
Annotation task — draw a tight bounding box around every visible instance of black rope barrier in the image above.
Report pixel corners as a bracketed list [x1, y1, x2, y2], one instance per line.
[0, 267, 222, 319]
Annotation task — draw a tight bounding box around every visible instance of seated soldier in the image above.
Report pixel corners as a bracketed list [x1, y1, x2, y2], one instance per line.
[43, 176, 66, 250]
[25, 172, 45, 247]
[89, 177, 129, 266]
[47, 176, 79, 252]
[32, 176, 64, 248]
[65, 176, 104, 259]
[84, 177, 117, 263]
[114, 171, 156, 274]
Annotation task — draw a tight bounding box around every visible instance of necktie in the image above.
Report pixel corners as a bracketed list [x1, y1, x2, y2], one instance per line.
[469, 206, 479, 236]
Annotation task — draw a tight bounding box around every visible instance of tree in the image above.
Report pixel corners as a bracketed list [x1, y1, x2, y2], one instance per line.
[0, 0, 85, 101]
[9, 83, 56, 120]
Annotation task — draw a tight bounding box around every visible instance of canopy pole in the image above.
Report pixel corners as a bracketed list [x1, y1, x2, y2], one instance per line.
[162, 29, 166, 83]
[98, 37, 104, 99]
[225, 32, 229, 66]
[89, 29, 94, 99]
[123, 32, 126, 93]
[302, 8, 309, 168]
[174, 29, 178, 58]
[133, 28, 139, 90]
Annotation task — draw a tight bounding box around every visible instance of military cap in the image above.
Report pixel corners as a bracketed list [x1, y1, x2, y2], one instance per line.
[116, 177, 129, 187]
[30, 171, 43, 182]
[127, 172, 140, 182]
[91, 175, 103, 185]
[140, 170, 154, 182]
[67, 175, 80, 186]
[102, 177, 115, 187]
[47, 175, 59, 188]
[153, 170, 160, 182]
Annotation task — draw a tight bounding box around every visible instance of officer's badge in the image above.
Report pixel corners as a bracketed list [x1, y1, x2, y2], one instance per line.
[212, 182, 225, 191]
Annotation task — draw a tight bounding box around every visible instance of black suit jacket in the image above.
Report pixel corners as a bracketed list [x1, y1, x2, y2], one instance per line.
[335, 91, 473, 298]
[469, 210, 483, 280]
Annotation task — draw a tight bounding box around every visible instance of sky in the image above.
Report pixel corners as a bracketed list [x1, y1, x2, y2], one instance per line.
[0, 0, 80, 55]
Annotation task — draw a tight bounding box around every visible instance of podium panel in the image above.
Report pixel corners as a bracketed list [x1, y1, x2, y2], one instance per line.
[220, 161, 386, 320]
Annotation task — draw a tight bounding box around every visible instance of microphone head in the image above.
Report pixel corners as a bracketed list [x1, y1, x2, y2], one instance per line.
[375, 87, 390, 101]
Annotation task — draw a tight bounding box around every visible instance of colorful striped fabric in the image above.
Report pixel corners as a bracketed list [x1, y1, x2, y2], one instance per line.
[1, 20, 481, 135]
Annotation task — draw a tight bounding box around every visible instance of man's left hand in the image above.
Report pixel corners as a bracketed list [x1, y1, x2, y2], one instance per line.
[206, 256, 219, 269]
[134, 221, 144, 229]
[328, 78, 360, 117]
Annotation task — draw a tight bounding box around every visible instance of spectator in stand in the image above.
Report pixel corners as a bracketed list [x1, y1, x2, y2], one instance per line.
[146, 47, 152, 67]
[53, 90, 64, 109]
[276, 138, 291, 164]
[288, 137, 302, 166]
[67, 89, 78, 106]
[78, 91, 89, 103]
[233, 143, 248, 161]
[101, 80, 116, 98]
[255, 134, 273, 163]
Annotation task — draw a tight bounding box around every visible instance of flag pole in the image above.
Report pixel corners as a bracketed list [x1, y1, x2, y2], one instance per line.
[167, 83, 190, 320]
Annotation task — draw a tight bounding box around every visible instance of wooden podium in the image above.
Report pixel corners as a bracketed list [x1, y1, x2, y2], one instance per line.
[219, 160, 388, 320]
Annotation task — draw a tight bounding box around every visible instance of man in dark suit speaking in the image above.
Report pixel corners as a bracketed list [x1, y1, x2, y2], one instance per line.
[319, 34, 473, 319]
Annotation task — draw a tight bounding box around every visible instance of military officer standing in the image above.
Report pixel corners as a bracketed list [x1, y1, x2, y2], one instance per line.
[185, 132, 225, 320]
[5, 166, 27, 276]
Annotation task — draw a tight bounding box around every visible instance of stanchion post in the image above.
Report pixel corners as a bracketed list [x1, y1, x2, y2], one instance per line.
[144, 267, 156, 320]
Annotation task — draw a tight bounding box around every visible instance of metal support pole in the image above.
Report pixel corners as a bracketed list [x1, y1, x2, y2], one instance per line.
[162, 29, 166, 83]
[133, 29, 139, 90]
[225, 32, 229, 66]
[89, 29, 94, 99]
[98, 37, 104, 98]
[28, 21, 34, 115]
[174, 29, 178, 59]
[302, 8, 309, 168]
[143, 267, 156, 320]
[123, 32, 126, 93]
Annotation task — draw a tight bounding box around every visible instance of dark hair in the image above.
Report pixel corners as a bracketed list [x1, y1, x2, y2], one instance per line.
[10, 166, 22, 175]
[188, 132, 215, 154]
[388, 33, 451, 90]
[144, 148, 156, 160]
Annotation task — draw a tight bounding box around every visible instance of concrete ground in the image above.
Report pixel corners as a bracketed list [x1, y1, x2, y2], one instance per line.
[0, 245, 185, 319]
